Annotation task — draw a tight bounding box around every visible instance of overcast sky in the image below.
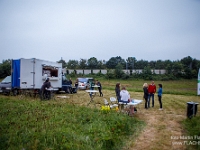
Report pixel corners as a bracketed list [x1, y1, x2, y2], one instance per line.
[0, 0, 200, 63]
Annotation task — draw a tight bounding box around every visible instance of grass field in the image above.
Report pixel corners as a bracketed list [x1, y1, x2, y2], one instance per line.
[0, 79, 200, 150]
[96, 78, 198, 96]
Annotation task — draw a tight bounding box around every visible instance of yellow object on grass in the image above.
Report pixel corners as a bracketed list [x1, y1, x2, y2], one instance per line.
[115, 107, 119, 111]
[101, 106, 119, 112]
[101, 106, 110, 111]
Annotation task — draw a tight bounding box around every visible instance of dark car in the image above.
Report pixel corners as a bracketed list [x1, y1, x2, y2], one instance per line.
[0, 76, 11, 95]
[61, 75, 72, 93]
[61, 75, 77, 94]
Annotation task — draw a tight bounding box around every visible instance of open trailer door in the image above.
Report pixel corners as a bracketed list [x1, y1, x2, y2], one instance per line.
[19, 58, 35, 89]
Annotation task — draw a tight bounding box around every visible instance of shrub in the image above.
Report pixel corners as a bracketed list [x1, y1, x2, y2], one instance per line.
[105, 70, 115, 79]
[121, 74, 130, 80]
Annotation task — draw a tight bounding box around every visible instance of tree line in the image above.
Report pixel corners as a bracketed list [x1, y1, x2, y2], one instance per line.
[0, 56, 200, 80]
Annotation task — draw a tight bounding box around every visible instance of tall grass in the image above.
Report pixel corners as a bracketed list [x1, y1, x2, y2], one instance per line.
[182, 116, 200, 150]
[0, 78, 199, 149]
[0, 96, 144, 150]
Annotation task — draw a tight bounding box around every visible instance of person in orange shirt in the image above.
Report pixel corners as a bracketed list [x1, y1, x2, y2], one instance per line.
[148, 81, 156, 107]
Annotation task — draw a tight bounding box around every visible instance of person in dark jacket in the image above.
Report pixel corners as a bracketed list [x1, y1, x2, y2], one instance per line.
[96, 80, 103, 97]
[157, 84, 163, 110]
[40, 78, 52, 100]
[74, 78, 79, 93]
[143, 83, 148, 109]
[69, 78, 72, 85]
[115, 83, 121, 102]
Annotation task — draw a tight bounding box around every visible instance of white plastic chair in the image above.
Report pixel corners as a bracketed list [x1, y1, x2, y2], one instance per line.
[104, 99, 109, 105]
[110, 97, 117, 104]
[109, 97, 118, 109]
[104, 98, 118, 109]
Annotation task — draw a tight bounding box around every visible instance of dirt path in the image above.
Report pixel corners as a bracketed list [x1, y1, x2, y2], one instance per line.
[129, 108, 186, 150]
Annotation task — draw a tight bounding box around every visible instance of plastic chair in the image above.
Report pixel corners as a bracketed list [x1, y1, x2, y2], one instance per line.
[103, 98, 118, 109]
[109, 97, 118, 109]
[110, 97, 117, 104]
[104, 99, 109, 105]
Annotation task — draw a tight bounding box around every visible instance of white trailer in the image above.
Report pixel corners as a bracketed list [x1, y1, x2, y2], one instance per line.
[11, 58, 62, 90]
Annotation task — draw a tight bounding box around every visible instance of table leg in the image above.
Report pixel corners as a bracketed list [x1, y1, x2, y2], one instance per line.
[129, 106, 134, 116]
[51, 91, 56, 100]
[87, 94, 94, 106]
[119, 104, 124, 112]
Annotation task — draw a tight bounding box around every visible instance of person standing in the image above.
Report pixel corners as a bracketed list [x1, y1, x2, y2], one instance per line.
[89, 80, 95, 97]
[89, 80, 95, 90]
[69, 78, 72, 85]
[148, 81, 156, 107]
[74, 78, 79, 93]
[96, 80, 103, 97]
[157, 84, 163, 110]
[115, 83, 121, 102]
[143, 83, 148, 109]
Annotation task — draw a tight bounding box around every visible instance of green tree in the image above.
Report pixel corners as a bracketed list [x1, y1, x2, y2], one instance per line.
[0, 59, 11, 78]
[155, 60, 165, 69]
[87, 57, 98, 70]
[79, 59, 87, 74]
[192, 59, 200, 78]
[57, 59, 67, 68]
[191, 58, 200, 74]
[135, 59, 148, 69]
[106, 57, 118, 69]
[181, 56, 193, 69]
[142, 66, 152, 80]
[172, 61, 183, 77]
[148, 60, 156, 69]
[97, 60, 106, 69]
[180, 56, 194, 79]
[67, 60, 79, 69]
[114, 63, 124, 79]
[183, 67, 192, 79]
[126, 57, 136, 69]
[163, 60, 173, 74]
[106, 56, 126, 69]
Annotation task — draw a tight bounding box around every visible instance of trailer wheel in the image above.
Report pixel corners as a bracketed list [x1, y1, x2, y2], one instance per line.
[12, 89, 18, 96]
[66, 88, 70, 94]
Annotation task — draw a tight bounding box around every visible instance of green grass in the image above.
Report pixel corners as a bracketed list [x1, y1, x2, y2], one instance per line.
[0, 78, 199, 149]
[93, 78, 198, 96]
[182, 116, 200, 150]
[0, 96, 144, 150]
[69, 77, 198, 95]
